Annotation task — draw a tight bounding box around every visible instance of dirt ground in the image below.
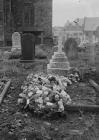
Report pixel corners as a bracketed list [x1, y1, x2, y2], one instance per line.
[0, 49, 99, 140]
[0, 61, 99, 140]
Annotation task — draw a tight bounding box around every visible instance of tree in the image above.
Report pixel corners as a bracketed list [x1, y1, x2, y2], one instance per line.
[64, 38, 78, 59]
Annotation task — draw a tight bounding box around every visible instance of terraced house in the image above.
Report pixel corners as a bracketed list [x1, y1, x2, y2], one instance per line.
[0, 0, 53, 47]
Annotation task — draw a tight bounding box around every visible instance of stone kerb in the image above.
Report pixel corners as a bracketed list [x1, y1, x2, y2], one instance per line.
[11, 32, 21, 52]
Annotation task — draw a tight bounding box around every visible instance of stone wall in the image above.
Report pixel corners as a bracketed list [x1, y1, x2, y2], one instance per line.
[34, 0, 52, 38]
[2, 0, 52, 46]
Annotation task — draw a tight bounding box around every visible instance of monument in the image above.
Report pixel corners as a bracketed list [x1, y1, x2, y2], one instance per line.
[11, 32, 21, 52]
[21, 33, 35, 61]
[47, 37, 70, 76]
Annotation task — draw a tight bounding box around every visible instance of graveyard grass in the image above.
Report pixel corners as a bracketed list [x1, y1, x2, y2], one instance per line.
[0, 46, 98, 140]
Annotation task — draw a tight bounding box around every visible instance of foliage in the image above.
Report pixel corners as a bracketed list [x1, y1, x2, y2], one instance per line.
[35, 46, 47, 59]
[64, 38, 78, 59]
[9, 50, 21, 59]
[18, 73, 80, 115]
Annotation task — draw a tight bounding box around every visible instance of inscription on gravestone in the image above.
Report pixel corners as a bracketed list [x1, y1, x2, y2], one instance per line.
[11, 32, 21, 51]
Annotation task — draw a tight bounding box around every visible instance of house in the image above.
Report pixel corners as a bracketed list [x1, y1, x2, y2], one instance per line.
[64, 21, 83, 45]
[77, 17, 99, 66]
[77, 17, 99, 43]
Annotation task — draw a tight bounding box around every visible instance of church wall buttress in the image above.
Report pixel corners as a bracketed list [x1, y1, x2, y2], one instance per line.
[0, 0, 4, 47]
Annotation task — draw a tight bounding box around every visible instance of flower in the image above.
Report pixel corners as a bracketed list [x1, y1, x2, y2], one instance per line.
[18, 73, 79, 114]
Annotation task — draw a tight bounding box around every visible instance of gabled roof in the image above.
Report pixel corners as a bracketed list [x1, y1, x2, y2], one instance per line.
[74, 18, 84, 26]
[84, 17, 99, 31]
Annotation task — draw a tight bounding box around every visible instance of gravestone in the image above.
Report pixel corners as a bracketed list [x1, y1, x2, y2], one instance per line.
[11, 32, 21, 52]
[95, 43, 99, 73]
[21, 33, 35, 61]
[47, 37, 70, 76]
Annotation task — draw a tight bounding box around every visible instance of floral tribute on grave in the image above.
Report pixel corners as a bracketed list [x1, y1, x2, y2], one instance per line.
[18, 73, 80, 114]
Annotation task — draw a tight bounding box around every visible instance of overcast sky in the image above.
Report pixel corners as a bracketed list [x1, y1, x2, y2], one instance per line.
[53, 0, 99, 26]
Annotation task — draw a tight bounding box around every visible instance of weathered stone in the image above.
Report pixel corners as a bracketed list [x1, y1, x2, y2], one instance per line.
[47, 37, 70, 76]
[0, 0, 52, 46]
[11, 32, 21, 52]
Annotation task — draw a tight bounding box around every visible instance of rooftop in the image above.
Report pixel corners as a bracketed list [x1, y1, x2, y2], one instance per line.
[84, 17, 99, 31]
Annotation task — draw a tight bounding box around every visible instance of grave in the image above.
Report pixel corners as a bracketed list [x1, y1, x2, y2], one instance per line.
[11, 32, 21, 52]
[47, 37, 70, 76]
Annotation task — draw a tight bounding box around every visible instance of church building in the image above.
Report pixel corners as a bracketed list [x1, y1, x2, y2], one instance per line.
[0, 0, 52, 47]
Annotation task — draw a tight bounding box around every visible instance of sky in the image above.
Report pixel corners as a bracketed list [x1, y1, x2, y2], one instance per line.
[53, 0, 99, 26]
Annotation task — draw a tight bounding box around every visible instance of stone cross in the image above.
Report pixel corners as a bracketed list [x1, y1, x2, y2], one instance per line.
[11, 32, 21, 51]
[39, 32, 44, 44]
[57, 37, 63, 52]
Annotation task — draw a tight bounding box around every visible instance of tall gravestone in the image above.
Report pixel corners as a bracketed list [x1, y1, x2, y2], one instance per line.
[11, 32, 21, 51]
[47, 37, 70, 76]
[21, 33, 35, 61]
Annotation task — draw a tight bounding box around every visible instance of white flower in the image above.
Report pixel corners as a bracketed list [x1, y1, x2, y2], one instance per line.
[44, 97, 50, 102]
[26, 99, 30, 105]
[60, 90, 72, 105]
[33, 90, 43, 99]
[35, 97, 43, 104]
[34, 87, 39, 91]
[28, 91, 34, 97]
[43, 91, 49, 96]
[62, 82, 67, 87]
[22, 86, 27, 90]
[42, 86, 48, 91]
[19, 93, 27, 98]
[38, 104, 45, 109]
[53, 84, 58, 91]
[36, 90, 43, 95]
[55, 94, 60, 101]
[46, 102, 54, 107]
[58, 99, 64, 112]
[60, 90, 67, 97]
[28, 85, 34, 91]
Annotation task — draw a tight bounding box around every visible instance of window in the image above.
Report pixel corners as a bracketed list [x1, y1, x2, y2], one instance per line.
[24, 4, 34, 26]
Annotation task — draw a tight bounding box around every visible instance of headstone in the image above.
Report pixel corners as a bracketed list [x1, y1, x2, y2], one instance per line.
[11, 32, 21, 52]
[47, 36, 70, 76]
[95, 43, 99, 73]
[21, 33, 35, 61]
[89, 44, 95, 67]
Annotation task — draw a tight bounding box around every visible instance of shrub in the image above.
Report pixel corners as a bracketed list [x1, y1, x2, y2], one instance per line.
[9, 45, 47, 60]
[9, 49, 21, 59]
[35, 45, 47, 59]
